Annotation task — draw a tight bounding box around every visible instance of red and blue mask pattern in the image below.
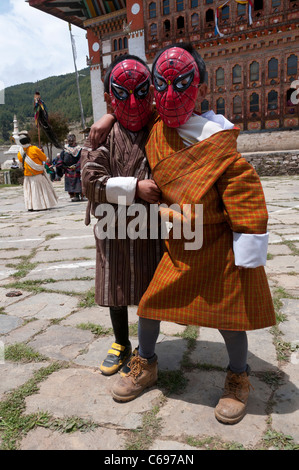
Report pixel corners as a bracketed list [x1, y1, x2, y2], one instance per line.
[153, 47, 201, 128]
[109, 59, 152, 132]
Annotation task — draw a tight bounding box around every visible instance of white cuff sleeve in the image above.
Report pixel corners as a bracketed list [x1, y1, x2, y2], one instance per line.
[233, 232, 269, 268]
[106, 177, 137, 206]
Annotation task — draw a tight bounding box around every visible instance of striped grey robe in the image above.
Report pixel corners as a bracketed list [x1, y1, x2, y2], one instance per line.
[81, 123, 162, 307]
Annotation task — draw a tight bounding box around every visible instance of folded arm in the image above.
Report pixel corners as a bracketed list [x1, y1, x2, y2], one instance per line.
[216, 157, 269, 268]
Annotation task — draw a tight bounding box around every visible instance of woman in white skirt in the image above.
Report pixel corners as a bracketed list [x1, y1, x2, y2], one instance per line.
[17, 131, 58, 211]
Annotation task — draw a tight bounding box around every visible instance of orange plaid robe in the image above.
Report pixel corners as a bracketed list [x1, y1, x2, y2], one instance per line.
[137, 120, 276, 331]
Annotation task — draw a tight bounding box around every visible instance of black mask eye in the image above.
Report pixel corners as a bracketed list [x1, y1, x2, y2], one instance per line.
[153, 71, 167, 92]
[110, 80, 130, 101]
[134, 78, 150, 99]
[173, 69, 195, 92]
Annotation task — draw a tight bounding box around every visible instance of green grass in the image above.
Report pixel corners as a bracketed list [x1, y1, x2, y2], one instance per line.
[4, 343, 47, 363]
[0, 363, 62, 450]
[78, 287, 96, 308]
[76, 322, 112, 336]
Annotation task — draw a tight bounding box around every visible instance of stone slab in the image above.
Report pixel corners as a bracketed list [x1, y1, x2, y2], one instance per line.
[270, 274, 299, 296]
[4, 292, 79, 320]
[28, 325, 94, 361]
[0, 362, 49, 400]
[271, 362, 299, 444]
[24, 368, 161, 430]
[61, 306, 111, 328]
[40, 279, 95, 294]
[266, 255, 299, 274]
[2, 319, 49, 346]
[0, 287, 31, 309]
[23, 260, 96, 281]
[31, 248, 96, 263]
[157, 370, 271, 448]
[20, 427, 127, 451]
[191, 327, 278, 371]
[279, 299, 299, 345]
[0, 314, 23, 334]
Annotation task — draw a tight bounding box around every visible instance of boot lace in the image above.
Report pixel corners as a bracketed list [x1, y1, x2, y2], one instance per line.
[223, 373, 254, 402]
[127, 356, 145, 378]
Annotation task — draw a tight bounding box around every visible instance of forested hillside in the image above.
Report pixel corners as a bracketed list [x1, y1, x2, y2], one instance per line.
[0, 68, 93, 143]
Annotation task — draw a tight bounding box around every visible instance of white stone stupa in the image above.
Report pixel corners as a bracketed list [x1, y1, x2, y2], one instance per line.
[3, 115, 21, 169]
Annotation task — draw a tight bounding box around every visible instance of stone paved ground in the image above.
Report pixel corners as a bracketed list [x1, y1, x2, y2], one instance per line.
[0, 177, 298, 451]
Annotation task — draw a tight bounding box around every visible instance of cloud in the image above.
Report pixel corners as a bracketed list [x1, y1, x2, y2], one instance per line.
[0, 0, 88, 88]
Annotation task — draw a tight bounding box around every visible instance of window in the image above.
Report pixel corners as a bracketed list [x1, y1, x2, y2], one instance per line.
[150, 23, 157, 37]
[149, 2, 156, 18]
[164, 20, 171, 33]
[250, 61, 259, 82]
[254, 0, 263, 17]
[254, 0, 263, 10]
[118, 38, 123, 50]
[233, 96, 242, 115]
[237, 4, 246, 15]
[205, 70, 208, 85]
[217, 98, 225, 115]
[272, 0, 281, 7]
[113, 39, 118, 51]
[221, 5, 229, 20]
[268, 90, 278, 110]
[206, 8, 214, 24]
[233, 65, 242, 84]
[287, 55, 298, 76]
[201, 99, 209, 113]
[163, 0, 170, 15]
[124, 37, 128, 49]
[268, 58, 278, 79]
[177, 0, 184, 11]
[216, 68, 224, 86]
[177, 16, 185, 29]
[191, 0, 198, 7]
[250, 93, 259, 112]
[191, 13, 199, 28]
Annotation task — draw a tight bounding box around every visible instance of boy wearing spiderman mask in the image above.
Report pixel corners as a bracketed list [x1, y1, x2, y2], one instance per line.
[109, 44, 275, 425]
[81, 55, 162, 376]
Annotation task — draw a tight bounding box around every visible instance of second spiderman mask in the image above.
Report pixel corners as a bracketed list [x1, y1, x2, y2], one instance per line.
[110, 59, 153, 132]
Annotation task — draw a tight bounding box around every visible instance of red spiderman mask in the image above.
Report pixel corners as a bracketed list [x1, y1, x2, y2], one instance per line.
[109, 59, 152, 132]
[153, 47, 201, 128]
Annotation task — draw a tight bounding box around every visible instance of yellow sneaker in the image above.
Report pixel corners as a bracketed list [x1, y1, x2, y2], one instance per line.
[99, 342, 132, 376]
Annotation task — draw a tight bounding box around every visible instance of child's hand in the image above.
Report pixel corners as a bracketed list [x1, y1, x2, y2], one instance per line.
[90, 114, 116, 149]
[136, 179, 161, 204]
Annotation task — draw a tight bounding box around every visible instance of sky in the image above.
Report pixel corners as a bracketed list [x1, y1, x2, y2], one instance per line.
[0, 0, 88, 90]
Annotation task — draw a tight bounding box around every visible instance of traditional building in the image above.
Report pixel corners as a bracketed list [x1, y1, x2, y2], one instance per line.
[28, 0, 299, 130]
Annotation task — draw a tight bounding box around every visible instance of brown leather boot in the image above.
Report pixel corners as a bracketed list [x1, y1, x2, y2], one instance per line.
[111, 352, 158, 402]
[215, 367, 253, 424]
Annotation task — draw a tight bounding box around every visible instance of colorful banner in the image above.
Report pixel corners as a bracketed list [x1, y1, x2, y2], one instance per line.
[215, 1, 229, 37]
[214, 0, 253, 37]
[234, 0, 253, 25]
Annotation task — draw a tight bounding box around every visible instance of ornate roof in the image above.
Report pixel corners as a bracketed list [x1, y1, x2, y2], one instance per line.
[27, 0, 127, 29]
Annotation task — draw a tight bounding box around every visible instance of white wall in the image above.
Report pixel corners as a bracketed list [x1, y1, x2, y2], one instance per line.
[128, 31, 146, 61]
[90, 67, 106, 122]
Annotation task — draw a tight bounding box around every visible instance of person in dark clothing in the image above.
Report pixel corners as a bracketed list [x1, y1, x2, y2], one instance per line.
[56, 134, 86, 201]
